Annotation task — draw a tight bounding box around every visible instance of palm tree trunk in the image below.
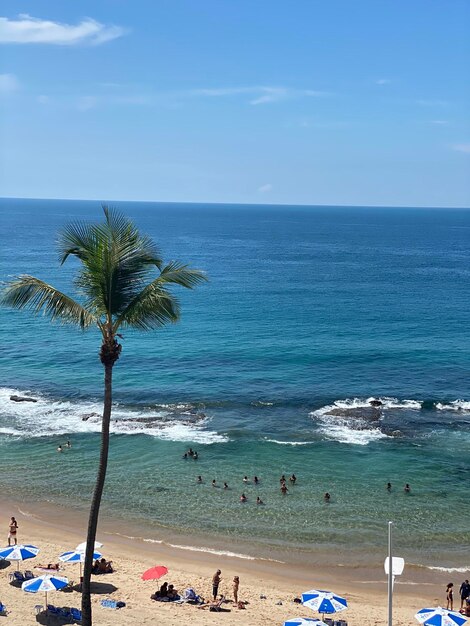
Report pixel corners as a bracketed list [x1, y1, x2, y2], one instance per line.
[81, 361, 113, 626]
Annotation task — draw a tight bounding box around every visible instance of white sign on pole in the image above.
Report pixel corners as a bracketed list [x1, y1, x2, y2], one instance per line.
[384, 557, 405, 576]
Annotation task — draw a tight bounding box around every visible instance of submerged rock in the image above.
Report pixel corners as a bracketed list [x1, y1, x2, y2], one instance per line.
[369, 399, 383, 407]
[10, 395, 37, 403]
[81, 412, 100, 421]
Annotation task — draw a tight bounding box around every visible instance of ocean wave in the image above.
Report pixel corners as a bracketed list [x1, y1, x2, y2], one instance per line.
[107, 532, 283, 562]
[0, 386, 229, 444]
[423, 565, 470, 573]
[436, 400, 470, 412]
[264, 439, 313, 446]
[308, 396, 421, 445]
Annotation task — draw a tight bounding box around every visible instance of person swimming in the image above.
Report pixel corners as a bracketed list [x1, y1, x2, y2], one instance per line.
[404, 483, 411, 493]
[240, 493, 247, 502]
[289, 474, 296, 484]
[254, 476, 259, 484]
[65, 440, 71, 448]
[256, 496, 263, 504]
[182, 453, 188, 459]
[324, 492, 331, 502]
[243, 476, 249, 483]
[223, 482, 229, 489]
[193, 451, 198, 460]
[280, 474, 286, 483]
[57, 445, 62, 452]
[387, 482, 392, 490]
[197, 475, 203, 483]
[188, 448, 194, 457]
[280, 483, 288, 494]
[212, 479, 217, 487]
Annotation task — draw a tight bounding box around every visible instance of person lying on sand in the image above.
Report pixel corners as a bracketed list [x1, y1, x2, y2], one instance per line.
[37, 563, 60, 571]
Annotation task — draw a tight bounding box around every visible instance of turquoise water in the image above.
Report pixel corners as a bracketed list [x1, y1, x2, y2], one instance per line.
[0, 198, 469, 568]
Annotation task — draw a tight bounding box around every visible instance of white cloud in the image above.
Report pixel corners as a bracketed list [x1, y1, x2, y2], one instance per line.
[376, 78, 391, 85]
[258, 183, 272, 193]
[430, 120, 449, 125]
[0, 14, 125, 45]
[452, 144, 470, 154]
[0, 72, 19, 93]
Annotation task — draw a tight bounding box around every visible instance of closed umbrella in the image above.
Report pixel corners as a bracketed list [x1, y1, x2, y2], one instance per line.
[22, 574, 68, 607]
[0, 544, 39, 569]
[415, 607, 467, 626]
[301, 589, 348, 620]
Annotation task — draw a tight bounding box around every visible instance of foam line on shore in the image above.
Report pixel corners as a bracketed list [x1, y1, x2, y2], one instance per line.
[106, 531, 284, 563]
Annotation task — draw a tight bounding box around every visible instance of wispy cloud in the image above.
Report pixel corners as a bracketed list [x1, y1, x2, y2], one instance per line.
[191, 85, 330, 105]
[0, 73, 19, 94]
[258, 183, 272, 193]
[452, 143, 470, 154]
[430, 120, 449, 125]
[0, 14, 126, 45]
[376, 78, 391, 85]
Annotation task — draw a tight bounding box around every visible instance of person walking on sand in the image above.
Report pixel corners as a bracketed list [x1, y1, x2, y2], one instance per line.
[460, 580, 470, 609]
[212, 569, 221, 601]
[233, 576, 239, 604]
[446, 582, 454, 610]
[8, 516, 18, 545]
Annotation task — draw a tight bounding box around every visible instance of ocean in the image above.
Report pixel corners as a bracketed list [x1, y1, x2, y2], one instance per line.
[0, 198, 469, 571]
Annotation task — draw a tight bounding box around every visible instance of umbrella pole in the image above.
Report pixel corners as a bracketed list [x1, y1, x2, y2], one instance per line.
[45, 591, 47, 609]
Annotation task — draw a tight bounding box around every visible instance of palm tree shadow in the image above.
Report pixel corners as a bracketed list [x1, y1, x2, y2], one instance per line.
[71, 581, 118, 594]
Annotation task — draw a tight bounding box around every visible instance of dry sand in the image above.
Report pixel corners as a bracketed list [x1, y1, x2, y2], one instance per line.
[0, 499, 456, 625]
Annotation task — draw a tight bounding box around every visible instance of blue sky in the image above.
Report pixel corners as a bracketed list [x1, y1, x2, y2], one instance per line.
[1, 1, 469, 207]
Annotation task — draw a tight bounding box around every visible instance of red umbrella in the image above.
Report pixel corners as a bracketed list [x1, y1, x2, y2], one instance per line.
[141, 566, 168, 581]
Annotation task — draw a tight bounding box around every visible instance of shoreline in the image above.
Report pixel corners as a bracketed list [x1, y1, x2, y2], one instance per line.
[0, 496, 456, 625]
[2, 496, 460, 594]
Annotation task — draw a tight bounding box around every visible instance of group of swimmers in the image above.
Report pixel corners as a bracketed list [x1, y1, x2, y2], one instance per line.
[57, 440, 72, 452]
[183, 447, 199, 460]
[387, 482, 412, 492]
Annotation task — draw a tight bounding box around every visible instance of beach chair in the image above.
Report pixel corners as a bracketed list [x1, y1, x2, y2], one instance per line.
[70, 607, 82, 622]
[0, 602, 8, 616]
[47, 604, 59, 615]
[57, 607, 72, 620]
[24, 570, 35, 580]
[9, 571, 25, 583]
[34, 605, 43, 615]
[324, 619, 334, 626]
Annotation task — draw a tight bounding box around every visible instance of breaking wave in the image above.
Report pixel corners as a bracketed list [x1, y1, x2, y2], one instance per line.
[309, 397, 421, 446]
[0, 387, 229, 444]
[436, 400, 470, 412]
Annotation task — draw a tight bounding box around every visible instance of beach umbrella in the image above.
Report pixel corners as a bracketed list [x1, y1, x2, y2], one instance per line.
[0, 544, 39, 568]
[415, 607, 467, 626]
[284, 617, 327, 626]
[75, 541, 103, 552]
[21, 574, 68, 606]
[141, 565, 168, 581]
[59, 549, 102, 579]
[301, 589, 348, 619]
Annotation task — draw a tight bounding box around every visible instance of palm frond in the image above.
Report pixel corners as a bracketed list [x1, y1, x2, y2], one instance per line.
[60, 207, 165, 317]
[114, 279, 181, 331]
[0, 276, 96, 329]
[158, 261, 208, 288]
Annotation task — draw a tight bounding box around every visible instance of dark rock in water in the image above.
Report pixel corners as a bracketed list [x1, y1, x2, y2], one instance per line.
[81, 412, 100, 421]
[369, 399, 383, 407]
[10, 395, 37, 403]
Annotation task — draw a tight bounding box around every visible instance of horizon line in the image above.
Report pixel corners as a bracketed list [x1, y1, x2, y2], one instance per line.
[1, 195, 469, 211]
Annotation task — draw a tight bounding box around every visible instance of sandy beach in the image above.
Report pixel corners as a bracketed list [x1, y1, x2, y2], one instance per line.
[0, 498, 454, 626]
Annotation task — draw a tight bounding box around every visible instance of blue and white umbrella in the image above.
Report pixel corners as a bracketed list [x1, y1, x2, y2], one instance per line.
[284, 618, 328, 626]
[59, 549, 102, 579]
[0, 544, 39, 568]
[415, 607, 467, 626]
[21, 574, 68, 606]
[301, 589, 348, 617]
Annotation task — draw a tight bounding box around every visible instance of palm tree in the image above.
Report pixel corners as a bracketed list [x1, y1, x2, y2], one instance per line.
[1, 207, 206, 625]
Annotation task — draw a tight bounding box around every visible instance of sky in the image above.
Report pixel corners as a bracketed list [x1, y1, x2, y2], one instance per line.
[0, 1, 469, 207]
